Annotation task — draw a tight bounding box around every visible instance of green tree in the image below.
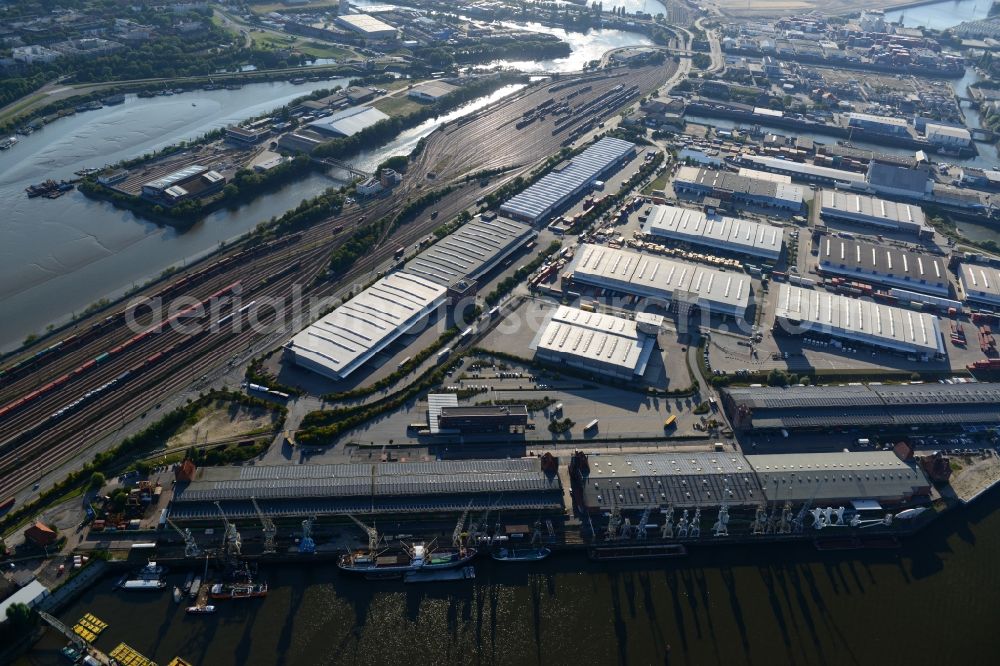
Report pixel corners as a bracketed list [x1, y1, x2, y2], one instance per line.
[5, 602, 33, 630]
[89, 471, 106, 489]
[767, 369, 789, 387]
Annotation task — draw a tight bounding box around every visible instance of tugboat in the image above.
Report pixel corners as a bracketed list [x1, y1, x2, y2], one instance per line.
[337, 515, 476, 576]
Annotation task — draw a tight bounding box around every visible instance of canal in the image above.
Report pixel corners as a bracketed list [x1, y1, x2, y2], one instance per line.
[16, 489, 1000, 665]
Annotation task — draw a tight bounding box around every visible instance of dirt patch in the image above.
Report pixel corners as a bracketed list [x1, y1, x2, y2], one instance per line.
[948, 454, 1000, 503]
[168, 401, 279, 447]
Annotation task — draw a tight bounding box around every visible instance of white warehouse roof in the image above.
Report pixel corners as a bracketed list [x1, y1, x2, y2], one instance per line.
[642, 204, 783, 260]
[774, 283, 944, 357]
[336, 13, 397, 36]
[848, 112, 909, 128]
[287, 272, 447, 380]
[570, 244, 751, 317]
[531, 305, 656, 379]
[403, 217, 536, 288]
[959, 263, 1000, 307]
[500, 137, 635, 222]
[819, 189, 928, 234]
[309, 105, 390, 137]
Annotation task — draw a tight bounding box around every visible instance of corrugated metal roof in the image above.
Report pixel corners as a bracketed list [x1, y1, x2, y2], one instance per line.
[500, 137, 635, 222]
[643, 204, 783, 259]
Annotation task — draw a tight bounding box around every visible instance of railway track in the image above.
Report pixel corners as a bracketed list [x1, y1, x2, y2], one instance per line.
[0, 65, 672, 502]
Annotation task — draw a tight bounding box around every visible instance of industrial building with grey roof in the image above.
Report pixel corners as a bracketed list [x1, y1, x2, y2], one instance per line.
[402, 216, 536, 290]
[500, 137, 636, 223]
[722, 382, 1000, 431]
[819, 190, 931, 237]
[285, 272, 447, 381]
[673, 165, 804, 211]
[569, 244, 752, 318]
[959, 263, 1000, 308]
[817, 235, 950, 297]
[641, 203, 783, 261]
[169, 458, 563, 522]
[530, 305, 662, 380]
[580, 452, 763, 512]
[773, 284, 945, 357]
[747, 451, 930, 505]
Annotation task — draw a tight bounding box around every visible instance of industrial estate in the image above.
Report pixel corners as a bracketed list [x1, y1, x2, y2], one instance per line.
[3, 0, 1000, 663]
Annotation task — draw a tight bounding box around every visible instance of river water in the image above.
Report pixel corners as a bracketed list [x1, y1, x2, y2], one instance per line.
[17, 489, 1000, 666]
[885, 0, 993, 28]
[0, 22, 651, 352]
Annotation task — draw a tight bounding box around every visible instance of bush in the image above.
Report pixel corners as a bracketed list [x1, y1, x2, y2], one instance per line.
[89, 472, 106, 489]
[693, 401, 710, 415]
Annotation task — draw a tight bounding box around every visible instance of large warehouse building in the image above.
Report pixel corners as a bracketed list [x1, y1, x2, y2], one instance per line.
[286, 272, 447, 381]
[530, 306, 662, 380]
[723, 382, 1000, 431]
[308, 105, 390, 138]
[738, 155, 866, 188]
[773, 284, 945, 357]
[335, 13, 398, 40]
[500, 137, 636, 223]
[817, 236, 950, 297]
[747, 451, 931, 506]
[819, 190, 931, 238]
[959, 263, 1000, 309]
[168, 458, 563, 523]
[140, 165, 225, 206]
[569, 244, 752, 318]
[581, 452, 764, 512]
[402, 216, 536, 295]
[642, 204, 783, 261]
[848, 112, 910, 136]
[673, 166, 804, 211]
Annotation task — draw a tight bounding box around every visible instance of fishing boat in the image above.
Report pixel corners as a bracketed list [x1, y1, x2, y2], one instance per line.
[209, 581, 268, 600]
[185, 605, 216, 615]
[492, 546, 551, 562]
[404, 566, 476, 584]
[338, 515, 476, 576]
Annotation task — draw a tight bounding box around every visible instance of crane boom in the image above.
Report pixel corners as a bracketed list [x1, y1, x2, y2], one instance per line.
[166, 518, 201, 558]
[250, 496, 277, 555]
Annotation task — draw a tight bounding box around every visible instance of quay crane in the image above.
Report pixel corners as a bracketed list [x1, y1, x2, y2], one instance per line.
[214, 501, 241, 559]
[298, 516, 316, 554]
[636, 506, 653, 539]
[167, 517, 201, 558]
[346, 514, 380, 555]
[250, 496, 277, 555]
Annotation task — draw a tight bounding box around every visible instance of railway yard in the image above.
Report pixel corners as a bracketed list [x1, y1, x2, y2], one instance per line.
[0, 63, 674, 507]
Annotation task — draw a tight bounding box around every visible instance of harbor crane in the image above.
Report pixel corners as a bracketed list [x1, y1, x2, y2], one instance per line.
[636, 506, 653, 539]
[605, 506, 623, 541]
[166, 517, 201, 558]
[250, 496, 277, 555]
[346, 514, 379, 554]
[452, 501, 473, 549]
[214, 501, 241, 558]
[298, 516, 316, 554]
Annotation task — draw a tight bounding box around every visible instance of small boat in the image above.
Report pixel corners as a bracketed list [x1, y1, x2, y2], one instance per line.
[492, 547, 551, 562]
[0, 136, 17, 150]
[588, 543, 687, 561]
[189, 576, 201, 598]
[209, 581, 268, 600]
[134, 561, 166, 580]
[182, 572, 194, 594]
[173, 586, 182, 602]
[405, 566, 475, 584]
[185, 605, 216, 615]
[122, 579, 167, 591]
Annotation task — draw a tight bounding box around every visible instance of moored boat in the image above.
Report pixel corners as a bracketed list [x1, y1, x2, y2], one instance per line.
[185, 605, 216, 614]
[404, 566, 476, 584]
[492, 546, 551, 562]
[339, 542, 477, 575]
[122, 579, 167, 591]
[209, 581, 267, 600]
[188, 576, 201, 598]
[173, 586, 182, 603]
[588, 543, 687, 561]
